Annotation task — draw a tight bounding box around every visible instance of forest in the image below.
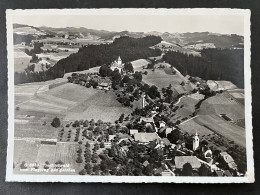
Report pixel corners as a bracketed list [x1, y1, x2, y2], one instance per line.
[14, 36, 162, 84]
[163, 49, 244, 88]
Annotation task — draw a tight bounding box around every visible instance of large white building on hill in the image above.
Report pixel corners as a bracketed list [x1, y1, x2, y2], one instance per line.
[110, 56, 124, 72]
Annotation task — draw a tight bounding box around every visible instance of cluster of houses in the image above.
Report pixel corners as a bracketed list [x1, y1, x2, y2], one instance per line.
[97, 109, 239, 176]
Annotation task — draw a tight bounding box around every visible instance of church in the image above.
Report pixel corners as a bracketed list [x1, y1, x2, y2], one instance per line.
[110, 56, 124, 72]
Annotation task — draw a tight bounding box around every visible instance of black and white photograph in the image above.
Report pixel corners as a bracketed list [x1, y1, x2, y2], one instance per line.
[5, 9, 253, 183]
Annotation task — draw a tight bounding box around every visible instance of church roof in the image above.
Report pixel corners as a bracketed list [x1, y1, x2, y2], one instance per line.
[118, 56, 121, 61]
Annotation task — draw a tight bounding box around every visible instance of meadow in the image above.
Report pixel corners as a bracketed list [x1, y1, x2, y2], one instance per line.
[142, 69, 185, 90]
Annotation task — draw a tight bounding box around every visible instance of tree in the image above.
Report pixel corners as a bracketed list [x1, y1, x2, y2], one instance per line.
[124, 62, 134, 73]
[30, 54, 40, 63]
[20, 161, 27, 169]
[119, 114, 124, 123]
[182, 163, 193, 176]
[133, 72, 142, 82]
[44, 161, 50, 169]
[122, 75, 130, 83]
[79, 169, 86, 175]
[51, 117, 60, 128]
[112, 69, 121, 82]
[148, 85, 160, 99]
[84, 163, 92, 175]
[167, 129, 180, 144]
[198, 164, 211, 176]
[99, 64, 112, 77]
[100, 141, 105, 148]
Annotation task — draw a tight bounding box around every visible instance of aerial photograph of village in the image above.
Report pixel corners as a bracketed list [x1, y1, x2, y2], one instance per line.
[11, 13, 247, 178]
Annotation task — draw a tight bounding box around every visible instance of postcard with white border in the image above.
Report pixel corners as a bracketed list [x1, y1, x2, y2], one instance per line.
[6, 8, 254, 183]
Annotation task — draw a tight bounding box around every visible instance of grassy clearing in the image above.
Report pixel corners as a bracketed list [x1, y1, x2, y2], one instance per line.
[64, 90, 132, 122]
[142, 69, 185, 90]
[131, 59, 150, 71]
[45, 83, 98, 103]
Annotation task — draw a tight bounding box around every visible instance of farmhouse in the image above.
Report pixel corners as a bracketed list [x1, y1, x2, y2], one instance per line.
[174, 156, 201, 170]
[130, 129, 139, 135]
[134, 132, 159, 143]
[139, 117, 154, 124]
[98, 82, 110, 90]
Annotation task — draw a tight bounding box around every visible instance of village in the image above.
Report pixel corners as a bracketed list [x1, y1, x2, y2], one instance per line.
[54, 55, 246, 177]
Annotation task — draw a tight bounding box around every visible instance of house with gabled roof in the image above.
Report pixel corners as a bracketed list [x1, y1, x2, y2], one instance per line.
[134, 132, 159, 144]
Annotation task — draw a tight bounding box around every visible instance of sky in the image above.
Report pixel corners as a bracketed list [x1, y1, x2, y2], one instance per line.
[12, 15, 244, 35]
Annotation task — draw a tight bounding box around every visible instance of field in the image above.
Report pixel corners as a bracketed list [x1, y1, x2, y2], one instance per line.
[207, 80, 237, 91]
[168, 93, 204, 123]
[65, 90, 132, 122]
[195, 92, 246, 147]
[14, 118, 59, 139]
[14, 42, 79, 73]
[199, 92, 245, 121]
[179, 116, 214, 136]
[194, 115, 246, 147]
[131, 59, 150, 71]
[13, 140, 41, 170]
[142, 69, 184, 89]
[44, 83, 98, 102]
[14, 45, 32, 72]
[151, 41, 201, 56]
[13, 140, 82, 175]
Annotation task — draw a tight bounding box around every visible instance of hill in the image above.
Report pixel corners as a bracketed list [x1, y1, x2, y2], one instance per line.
[151, 41, 201, 56]
[160, 32, 244, 49]
[14, 36, 162, 84]
[14, 24, 244, 50]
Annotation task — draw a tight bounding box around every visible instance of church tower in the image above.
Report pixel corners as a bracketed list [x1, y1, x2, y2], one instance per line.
[117, 56, 122, 66]
[141, 94, 146, 109]
[193, 131, 199, 151]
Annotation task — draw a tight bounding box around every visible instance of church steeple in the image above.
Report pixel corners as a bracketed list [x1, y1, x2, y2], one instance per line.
[117, 56, 122, 66]
[193, 131, 199, 151]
